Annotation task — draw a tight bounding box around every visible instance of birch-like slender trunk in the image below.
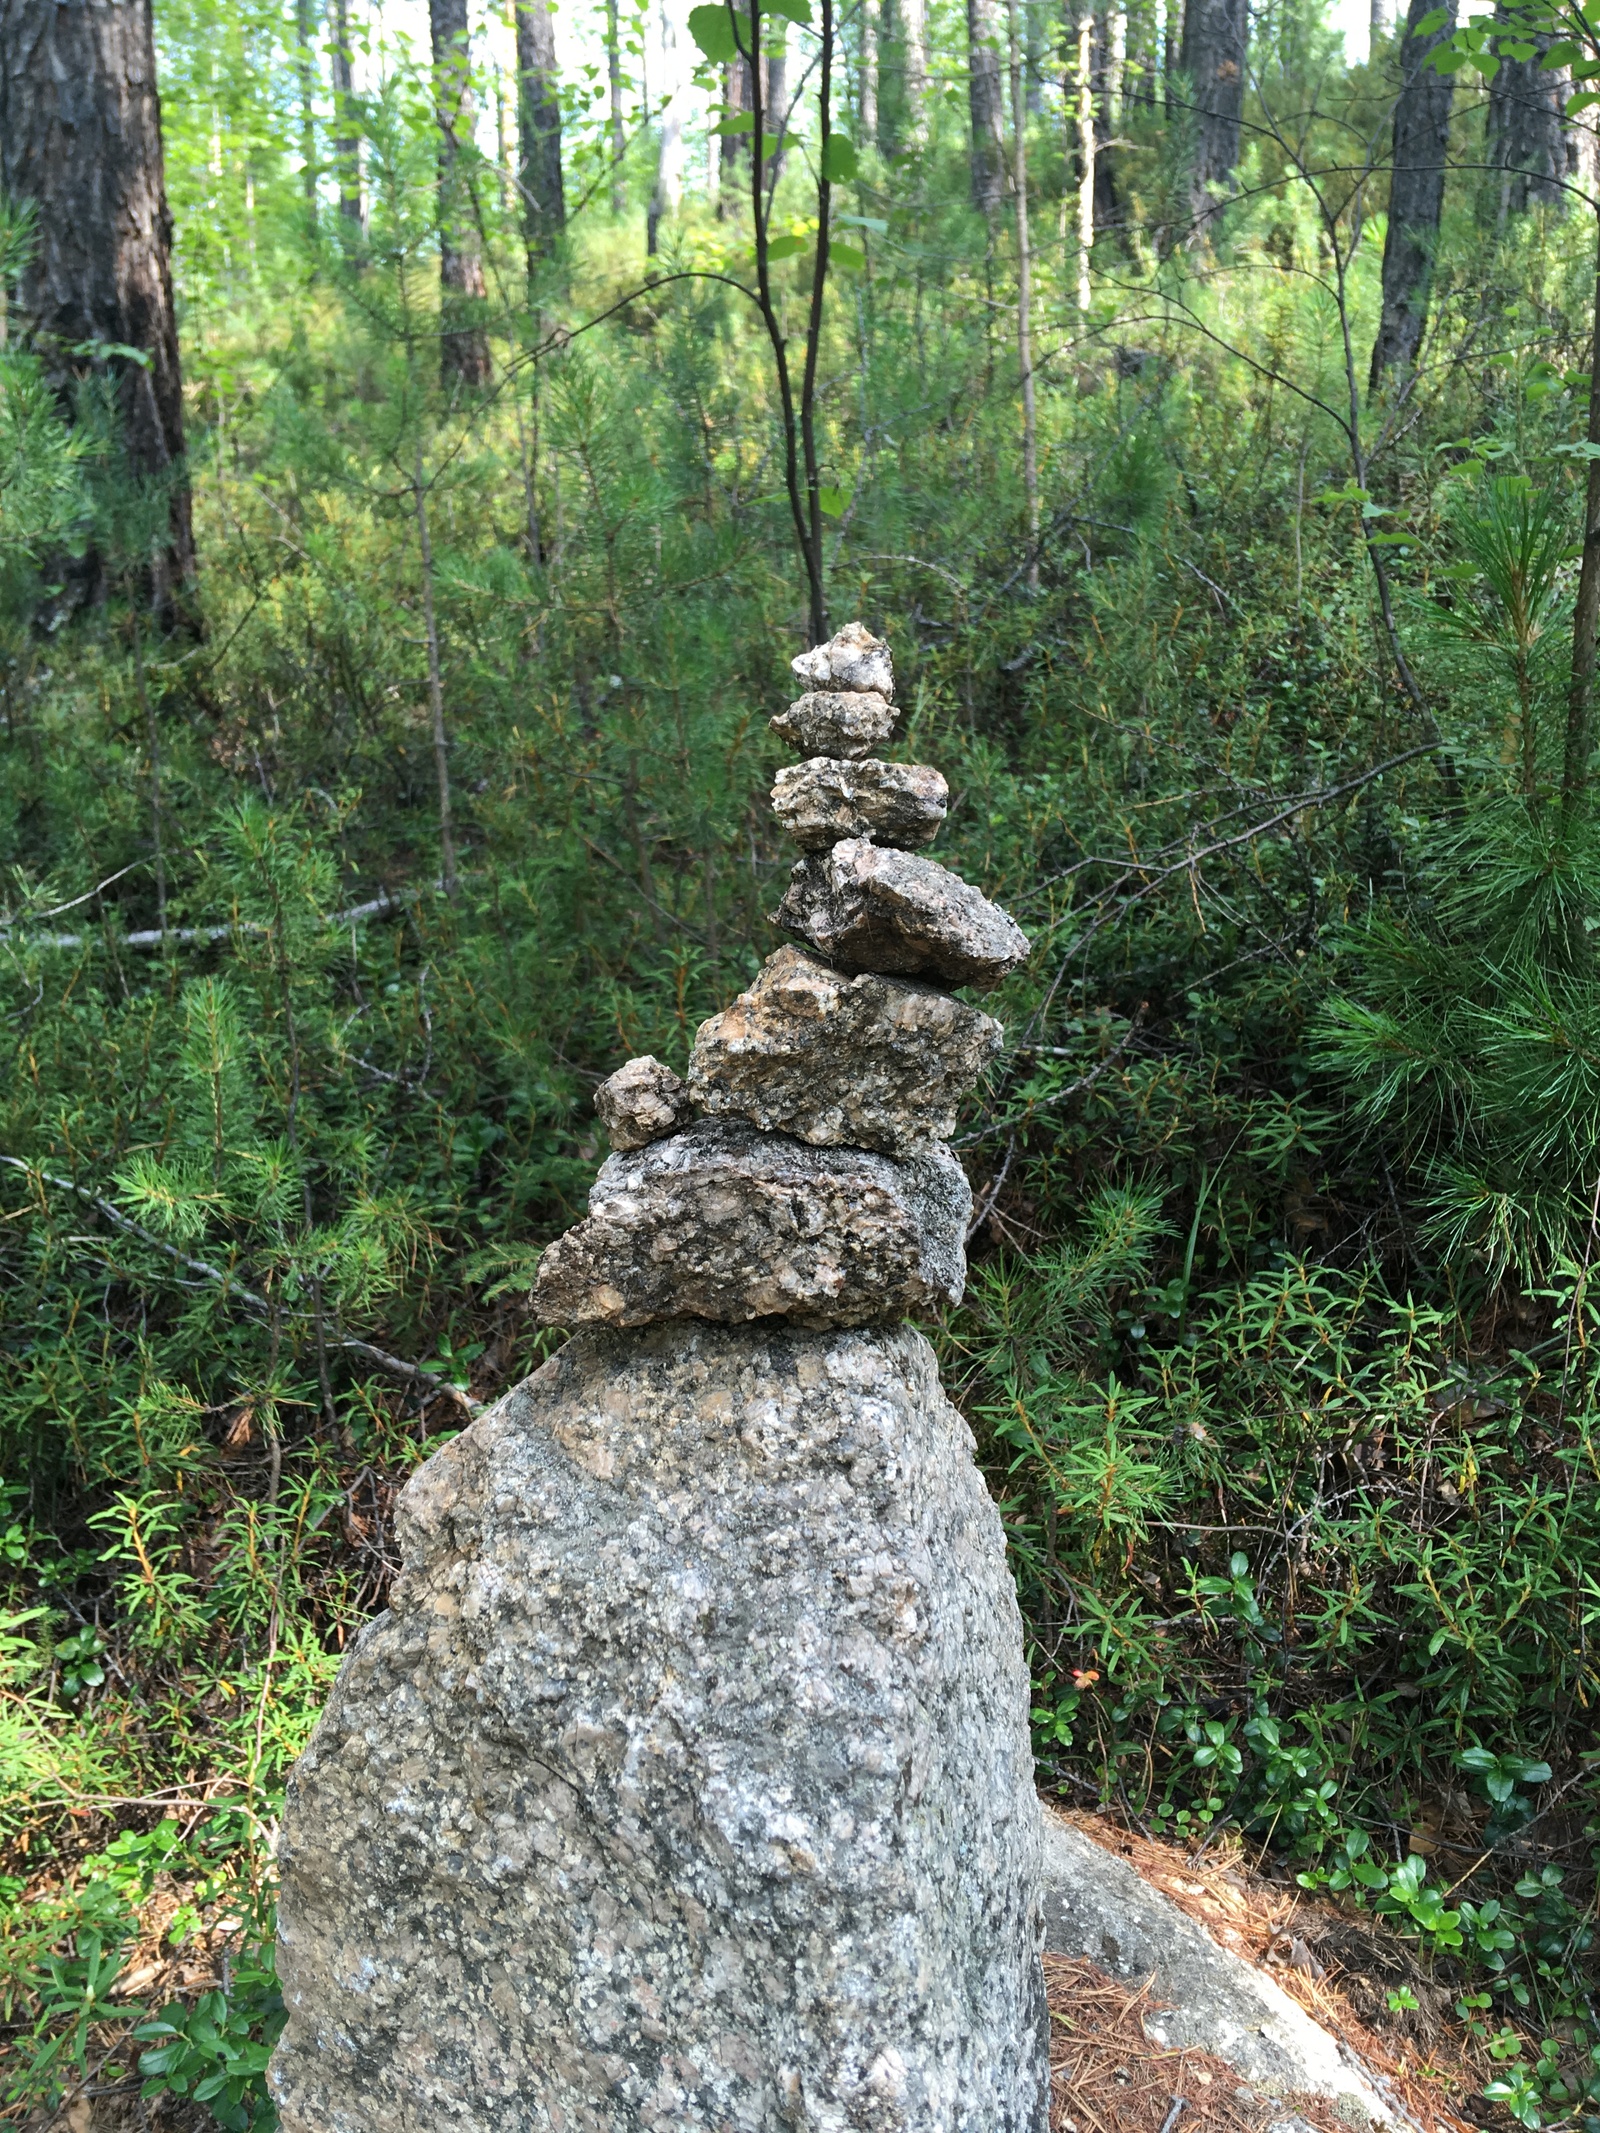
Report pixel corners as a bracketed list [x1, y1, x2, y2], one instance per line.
[1008, 0, 1039, 590]
[861, 0, 879, 145]
[1076, 11, 1095, 310]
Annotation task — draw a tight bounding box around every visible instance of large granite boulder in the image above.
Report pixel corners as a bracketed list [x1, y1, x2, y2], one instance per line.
[531, 1118, 970, 1329]
[269, 1321, 1050, 2133]
[773, 840, 1031, 993]
[686, 947, 1002, 1153]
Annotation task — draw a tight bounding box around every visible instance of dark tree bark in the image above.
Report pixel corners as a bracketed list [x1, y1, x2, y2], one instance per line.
[1179, 0, 1247, 226]
[514, 0, 565, 273]
[1369, 0, 1456, 390]
[330, 0, 362, 225]
[295, 0, 318, 220]
[0, 0, 196, 623]
[429, 0, 490, 386]
[720, 54, 752, 216]
[1487, 9, 1567, 220]
[968, 0, 1006, 216]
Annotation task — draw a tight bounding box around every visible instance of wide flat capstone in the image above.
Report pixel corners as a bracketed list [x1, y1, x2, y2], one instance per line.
[771, 757, 948, 850]
[531, 1117, 971, 1327]
[268, 1321, 1049, 2133]
[773, 837, 1032, 992]
[770, 690, 897, 759]
[687, 945, 1002, 1153]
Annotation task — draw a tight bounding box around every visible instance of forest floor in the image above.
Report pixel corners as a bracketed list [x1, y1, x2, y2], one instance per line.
[1049, 1813, 1497, 2133]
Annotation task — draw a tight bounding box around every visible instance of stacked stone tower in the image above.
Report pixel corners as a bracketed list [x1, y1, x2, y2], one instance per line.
[534, 623, 1030, 1332]
[269, 628, 1050, 2133]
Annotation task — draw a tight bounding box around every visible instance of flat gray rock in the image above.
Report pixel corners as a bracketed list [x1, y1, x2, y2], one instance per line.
[770, 690, 896, 759]
[270, 1322, 1050, 2133]
[531, 1118, 971, 1328]
[1039, 1814, 1404, 2128]
[772, 757, 948, 851]
[791, 619, 895, 699]
[773, 839, 1031, 992]
[594, 1054, 684, 1150]
[686, 946, 1002, 1153]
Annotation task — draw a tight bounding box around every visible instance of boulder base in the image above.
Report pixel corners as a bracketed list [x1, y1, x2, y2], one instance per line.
[269, 1322, 1050, 2133]
[531, 1118, 971, 1328]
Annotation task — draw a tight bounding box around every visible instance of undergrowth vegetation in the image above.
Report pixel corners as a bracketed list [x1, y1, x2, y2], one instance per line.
[8, 2, 1600, 2123]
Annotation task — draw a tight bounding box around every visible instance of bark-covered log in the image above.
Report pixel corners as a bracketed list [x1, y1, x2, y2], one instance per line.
[429, 0, 490, 385]
[1179, 0, 1247, 226]
[0, 0, 195, 622]
[968, 0, 1007, 215]
[1369, 0, 1456, 390]
[514, 0, 564, 270]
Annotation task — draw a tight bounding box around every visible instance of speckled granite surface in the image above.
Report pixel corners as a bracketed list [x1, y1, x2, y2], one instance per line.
[269, 1320, 1048, 2133]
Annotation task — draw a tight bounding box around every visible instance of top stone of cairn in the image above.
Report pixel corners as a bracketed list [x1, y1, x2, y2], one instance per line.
[791, 619, 894, 700]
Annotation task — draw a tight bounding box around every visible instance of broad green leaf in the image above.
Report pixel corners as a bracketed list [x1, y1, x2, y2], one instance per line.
[687, 5, 743, 61]
[761, 0, 814, 21]
[822, 134, 859, 181]
[1412, 6, 1448, 30]
[713, 110, 754, 135]
[765, 233, 807, 260]
[830, 240, 866, 269]
[1568, 86, 1600, 108]
[818, 483, 851, 516]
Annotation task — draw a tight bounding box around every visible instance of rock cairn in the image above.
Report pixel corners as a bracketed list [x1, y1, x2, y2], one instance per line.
[534, 622, 1031, 1333]
[270, 626, 1050, 2133]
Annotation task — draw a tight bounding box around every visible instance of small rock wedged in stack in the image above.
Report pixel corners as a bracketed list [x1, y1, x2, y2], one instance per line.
[532, 620, 1031, 1330]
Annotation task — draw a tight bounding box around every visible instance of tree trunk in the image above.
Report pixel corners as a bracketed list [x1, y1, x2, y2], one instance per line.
[0, 0, 196, 625]
[720, 54, 752, 215]
[1488, 11, 1567, 220]
[1179, 0, 1247, 227]
[1008, 0, 1038, 588]
[330, 0, 362, 225]
[898, 0, 929, 136]
[1075, 9, 1093, 306]
[648, 0, 682, 255]
[1369, 0, 1455, 390]
[429, 0, 490, 386]
[1563, 206, 1600, 823]
[860, 0, 879, 146]
[1092, 6, 1120, 233]
[515, 0, 565, 275]
[1369, 0, 1389, 61]
[606, 0, 625, 213]
[295, 0, 318, 220]
[766, 27, 788, 177]
[968, 0, 1006, 216]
